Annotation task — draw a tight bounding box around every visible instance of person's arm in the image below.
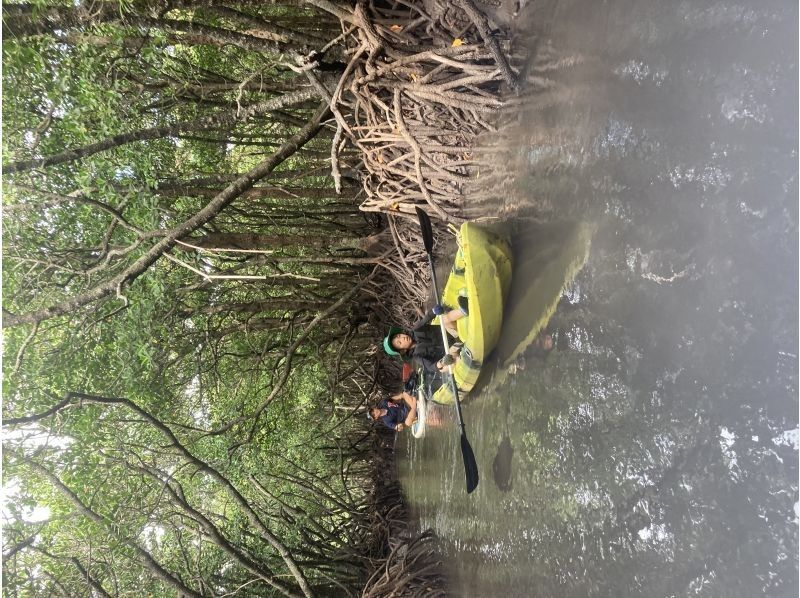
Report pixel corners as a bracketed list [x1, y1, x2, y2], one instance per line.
[411, 306, 441, 331]
[400, 390, 415, 404]
[380, 415, 399, 431]
[403, 406, 417, 427]
[394, 391, 416, 409]
[414, 353, 440, 375]
[388, 416, 408, 432]
[392, 391, 417, 427]
[414, 348, 450, 372]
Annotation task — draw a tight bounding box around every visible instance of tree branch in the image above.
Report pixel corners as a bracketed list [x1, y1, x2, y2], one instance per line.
[4, 102, 331, 328]
[19, 456, 204, 598]
[9, 392, 317, 597]
[3, 87, 317, 174]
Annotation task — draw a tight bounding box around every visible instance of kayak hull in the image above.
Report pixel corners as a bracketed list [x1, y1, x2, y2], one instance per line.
[410, 387, 427, 438]
[433, 222, 512, 405]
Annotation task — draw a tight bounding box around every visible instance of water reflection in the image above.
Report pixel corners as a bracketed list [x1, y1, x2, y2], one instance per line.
[399, 0, 797, 595]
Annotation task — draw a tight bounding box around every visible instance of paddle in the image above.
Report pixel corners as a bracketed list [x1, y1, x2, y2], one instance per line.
[415, 207, 479, 493]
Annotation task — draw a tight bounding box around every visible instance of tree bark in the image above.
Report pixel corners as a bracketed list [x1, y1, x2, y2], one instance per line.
[178, 231, 364, 251]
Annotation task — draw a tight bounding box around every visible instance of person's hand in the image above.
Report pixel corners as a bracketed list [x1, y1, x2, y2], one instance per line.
[437, 354, 455, 370]
[396, 424, 405, 432]
[431, 304, 444, 316]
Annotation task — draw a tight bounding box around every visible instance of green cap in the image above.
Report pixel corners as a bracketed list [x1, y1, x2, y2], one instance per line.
[383, 326, 403, 356]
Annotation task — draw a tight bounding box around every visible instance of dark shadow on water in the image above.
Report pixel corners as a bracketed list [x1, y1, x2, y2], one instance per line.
[491, 435, 514, 492]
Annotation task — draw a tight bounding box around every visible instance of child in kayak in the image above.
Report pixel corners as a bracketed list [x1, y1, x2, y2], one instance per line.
[382, 301, 467, 373]
[368, 391, 417, 431]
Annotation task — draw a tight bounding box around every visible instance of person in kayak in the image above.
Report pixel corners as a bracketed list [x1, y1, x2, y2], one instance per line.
[368, 390, 418, 431]
[383, 301, 468, 373]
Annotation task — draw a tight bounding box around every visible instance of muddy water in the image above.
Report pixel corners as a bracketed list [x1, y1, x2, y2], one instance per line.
[398, 1, 798, 596]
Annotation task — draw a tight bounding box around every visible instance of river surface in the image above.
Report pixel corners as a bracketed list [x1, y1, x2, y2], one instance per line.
[397, 1, 798, 596]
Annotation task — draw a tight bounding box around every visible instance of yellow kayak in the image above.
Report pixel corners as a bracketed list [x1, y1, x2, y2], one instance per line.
[433, 222, 512, 404]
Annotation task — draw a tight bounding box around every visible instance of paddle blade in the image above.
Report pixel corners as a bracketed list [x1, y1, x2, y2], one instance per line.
[461, 434, 479, 493]
[415, 206, 435, 254]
